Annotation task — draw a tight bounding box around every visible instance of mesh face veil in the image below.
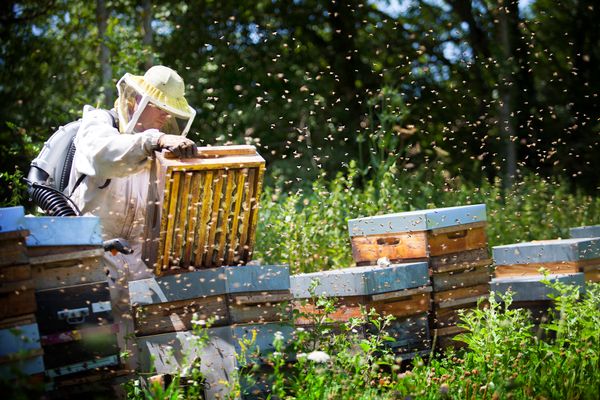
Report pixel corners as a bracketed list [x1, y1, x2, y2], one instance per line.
[116, 66, 196, 136]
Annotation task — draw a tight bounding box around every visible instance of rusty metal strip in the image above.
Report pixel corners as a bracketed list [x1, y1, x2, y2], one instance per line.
[226, 169, 247, 265]
[161, 171, 181, 273]
[194, 170, 214, 267]
[216, 169, 235, 266]
[205, 170, 225, 267]
[245, 165, 265, 262]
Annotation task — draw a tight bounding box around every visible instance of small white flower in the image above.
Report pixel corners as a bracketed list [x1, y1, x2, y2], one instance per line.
[307, 350, 330, 363]
[296, 327, 305, 332]
[296, 352, 307, 360]
[274, 331, 284, 341]
[191, 319, 206, 326]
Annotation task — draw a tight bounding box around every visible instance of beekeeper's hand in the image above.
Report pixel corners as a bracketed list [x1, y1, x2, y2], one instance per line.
[157, 134, 198, 158]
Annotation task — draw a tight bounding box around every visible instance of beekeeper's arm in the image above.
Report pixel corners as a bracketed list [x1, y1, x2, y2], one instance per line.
[73, 107, 161, 179]
[74, 108, 194, 178]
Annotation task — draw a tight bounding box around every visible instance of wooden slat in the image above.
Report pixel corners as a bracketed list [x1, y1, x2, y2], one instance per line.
[245, 165, 265, 261]
[370, 293, 431, 318]
[216, 170, 235, 266]
[433, 284, 489, 303]
[351, 231, 429, 264]
[432, 266, 491, 292]
[0, 313, 36, 330]
[205, 171, 225, 267]
[193, 170, 215, 268]
[237, 169, 256, 263]
[427, 226, 488, 257]
[229, 291, 293, 305]
[161, 171, 181, 272]
[369, 286, 432, 302]
[0, 264, 31, 283]
[429, 222, 487, 235]
[434, 294, 489, 310]
[133, 295, 229, 336]
[172, 172, 193, 266]
[163, 145, 258, 159]
[226, 169, 247, 265]
[429, 248, 491, 273]
[0, 288, 36, 319]
[182, 173, 203, 268]
[494, 263, 580, 278]
[294, 296, 367, 325]
[29, 249, 103, 266]
[228, 302, 291, 324]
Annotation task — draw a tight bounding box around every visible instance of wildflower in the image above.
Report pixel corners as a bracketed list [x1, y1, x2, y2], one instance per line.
[440, 383, 449, 395]
[274, 331, 284, 341]
[297, 352, 307, 360]
[296, 327, 305, 332]
[307, 350, 330, 363]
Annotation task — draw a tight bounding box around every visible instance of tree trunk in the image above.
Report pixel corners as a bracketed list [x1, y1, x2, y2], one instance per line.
[142, 0, 153, 70]
[96, 0, 112, 108]
[497, 1, 517, 189]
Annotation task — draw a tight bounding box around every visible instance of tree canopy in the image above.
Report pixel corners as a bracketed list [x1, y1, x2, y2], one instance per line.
[1, 0, 598, 205]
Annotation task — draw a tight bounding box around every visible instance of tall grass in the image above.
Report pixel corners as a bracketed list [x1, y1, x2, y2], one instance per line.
[255, 162, 600, 273]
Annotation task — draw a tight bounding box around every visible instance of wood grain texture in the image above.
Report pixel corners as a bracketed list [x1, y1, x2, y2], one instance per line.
[133, 295, 229, 336]
[428, 248, 491, 273]
[427, 226, 488, 257]
[432, 266, 491, 292]
[494, 258, 600, 280]
[294, 296, 367, 325]
[370, 293, 431, 318]
[432, 284, 489, 303]
[0, 232, 29, 267]
[32, 262, 106, 290]
[228, 301, 292, 324]
[350, 231, 428, 264]
[0, 288, 36, 319]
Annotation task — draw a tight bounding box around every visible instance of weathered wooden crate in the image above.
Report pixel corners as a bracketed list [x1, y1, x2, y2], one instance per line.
[0, 316, 45, 378]
[490, 273, 585, 303]
[493, 239, 600, 282]
[130, 264, 291, 336]
[570, 225, 600, 239]
[142, 146, 266, 275]
[348, 205, 488, 265]
[369, 312, 431, 353]
[0, 206, 29, 268]
[291, 262, 430, 325]
[137, 323, 294, 400]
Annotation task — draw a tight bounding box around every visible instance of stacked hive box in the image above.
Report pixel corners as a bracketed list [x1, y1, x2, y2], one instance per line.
[0, 206, 44, 382]
[491, 273, 585, 330]
[291, 262, 431, 358]
[130, 264, 292, 399]
[129, 264, 291, 336]
[493, 238, 600, 283]
[570, 225, 600, 239]
[348, 205, 492, 349]
[24, 216, 124, 393]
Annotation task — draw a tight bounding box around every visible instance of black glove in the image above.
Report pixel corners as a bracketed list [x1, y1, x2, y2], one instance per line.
[157, 134, 198, 158]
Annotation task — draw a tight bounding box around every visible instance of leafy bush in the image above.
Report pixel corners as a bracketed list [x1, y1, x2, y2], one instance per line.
[256, 163, 600, 273]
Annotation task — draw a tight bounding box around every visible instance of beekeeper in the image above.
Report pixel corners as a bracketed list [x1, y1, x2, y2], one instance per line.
[69, 65, 197, 357]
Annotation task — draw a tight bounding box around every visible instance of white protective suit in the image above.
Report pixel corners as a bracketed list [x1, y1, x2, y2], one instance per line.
[69, 106, 162, 361]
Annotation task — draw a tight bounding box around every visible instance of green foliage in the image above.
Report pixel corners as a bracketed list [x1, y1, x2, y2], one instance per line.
[256, 163, 600, 273]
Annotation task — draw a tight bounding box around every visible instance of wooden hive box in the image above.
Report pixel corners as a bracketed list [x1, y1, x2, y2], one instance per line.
[493, 238, 600, 282]
[225, 264, 292, 325]
[291, 262, 431, 354]
[130, 264, 291, 336]
[130, 267, 230, 336]
[137, 323, 294, 400]
[0, 315, 45, 378]
[24, 216, 106, 289]
[22, 216, 121, 378]
[348, 204, 488, 266]
[570, 225, 600, 239]
[142, 146, 266, 275]
[491, 273, 585, 333]
[0, 207, 35, 320]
